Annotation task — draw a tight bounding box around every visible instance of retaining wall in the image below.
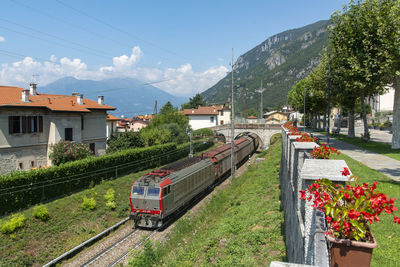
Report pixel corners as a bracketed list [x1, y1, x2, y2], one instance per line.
[275, 126, 352, 267]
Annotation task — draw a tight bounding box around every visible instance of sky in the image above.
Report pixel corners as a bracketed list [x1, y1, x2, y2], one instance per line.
[0, 0, 349, 97]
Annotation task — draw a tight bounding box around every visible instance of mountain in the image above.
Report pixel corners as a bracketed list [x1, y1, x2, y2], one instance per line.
[40, 77, 187, 117]
[201, 20, 330, 114]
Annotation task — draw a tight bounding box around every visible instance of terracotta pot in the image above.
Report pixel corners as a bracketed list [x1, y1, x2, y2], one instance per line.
[327, 232, 378, 267]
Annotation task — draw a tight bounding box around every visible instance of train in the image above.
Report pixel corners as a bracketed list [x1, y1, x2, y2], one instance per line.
[129, 133, 259, 228]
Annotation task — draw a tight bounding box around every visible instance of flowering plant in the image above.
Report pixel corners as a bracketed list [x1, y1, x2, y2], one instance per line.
[49, 140, 93, 165]
[300, 167, 400, 242]
[296, 132, 318, 142]
[311, 143, 340, 159]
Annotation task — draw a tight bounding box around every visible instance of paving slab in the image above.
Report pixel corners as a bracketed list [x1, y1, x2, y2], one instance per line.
[312, 132, 400, 182]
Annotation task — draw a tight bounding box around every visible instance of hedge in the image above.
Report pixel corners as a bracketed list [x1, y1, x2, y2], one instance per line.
[0, 139, 213, 215]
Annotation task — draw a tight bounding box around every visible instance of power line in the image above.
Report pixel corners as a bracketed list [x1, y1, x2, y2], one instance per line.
[0, 18, 115, 58]
[54, 0, 195, 65]
[0, 24, 111, 60]
[0, 146, 192, 196]
[0, 77, 175, 107]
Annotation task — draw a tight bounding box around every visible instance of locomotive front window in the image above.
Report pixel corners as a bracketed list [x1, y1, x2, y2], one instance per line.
[133, 186, 144, 195]
[147, 188, 160, 196]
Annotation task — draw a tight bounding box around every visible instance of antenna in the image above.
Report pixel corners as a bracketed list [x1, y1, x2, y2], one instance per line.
[32, 74, 40, 84]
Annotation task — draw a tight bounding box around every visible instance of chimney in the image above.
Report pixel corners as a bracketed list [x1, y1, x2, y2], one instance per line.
[21, 89, 30, 102]
[72, 92, 83, 105]
[98, 95, 104, 105]
[29, 83, 38, 95]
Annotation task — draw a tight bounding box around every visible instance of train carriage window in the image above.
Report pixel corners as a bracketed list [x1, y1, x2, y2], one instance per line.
[163, 186, 171, 196]
[133, 186, 144, 195]
[148, 188, 160, 196]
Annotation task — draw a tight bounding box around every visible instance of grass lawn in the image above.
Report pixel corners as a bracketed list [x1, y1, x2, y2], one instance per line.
[322, 132, 400, 161]
[331, 153, 400, 267]
[0, 170, 142, 266]
[0, 143, 218, 266]
[129, 135, 286, 267]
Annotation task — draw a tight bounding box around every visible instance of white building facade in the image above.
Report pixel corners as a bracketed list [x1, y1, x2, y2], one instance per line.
[184, 105, 231, 130]
[0, 84, 115, 174]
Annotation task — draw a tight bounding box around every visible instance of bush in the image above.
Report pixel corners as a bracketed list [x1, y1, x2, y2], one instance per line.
[0, 214, 25, 234]
[270, 133, 282, 145]
[0, 140, 213, 216]
[33, 205, 50, 221]
[106, 132, 145, 154]
[49, 140, 93, 166]
[81, 197, 96, 211]
[104, 188, 116, 210]
[193, 128, 214, 138]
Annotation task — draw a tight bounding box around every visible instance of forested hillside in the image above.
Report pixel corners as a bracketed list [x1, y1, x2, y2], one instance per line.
[201, 20, 330, 114]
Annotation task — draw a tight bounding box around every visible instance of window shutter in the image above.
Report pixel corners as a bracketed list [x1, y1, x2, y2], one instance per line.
[39, 116, 43, 133]
[8, 116, 13, 134]
[22, 116, 27, 133]
[27, 116, 32, 133]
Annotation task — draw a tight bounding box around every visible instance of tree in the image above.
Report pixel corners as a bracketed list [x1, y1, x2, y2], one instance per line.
[141, 101, 190, 145]
[181, 93, 206, 109]
[159, 101, 176, 115]
[106, 132, 145, 154]
[244, 108, 258, 118]
[329, 0, 395, 140]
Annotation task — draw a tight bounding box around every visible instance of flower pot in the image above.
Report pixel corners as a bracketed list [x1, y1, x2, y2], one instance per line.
[327, 232, 378, 267]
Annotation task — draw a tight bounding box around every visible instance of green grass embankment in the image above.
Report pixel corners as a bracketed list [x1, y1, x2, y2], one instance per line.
[318, 132, 400, 161]
[331, 153, 400, 267]
[0, 142, 217, 266]
[129, 135, 286, 266]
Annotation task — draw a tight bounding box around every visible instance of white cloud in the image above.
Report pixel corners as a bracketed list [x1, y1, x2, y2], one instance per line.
[0, 46, 228, 96]
[0, 36, 5, 42]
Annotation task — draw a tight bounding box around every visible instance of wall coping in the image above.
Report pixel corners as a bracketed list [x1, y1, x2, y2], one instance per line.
[292, 142, 318, 150]
[300, 159, 351, 182]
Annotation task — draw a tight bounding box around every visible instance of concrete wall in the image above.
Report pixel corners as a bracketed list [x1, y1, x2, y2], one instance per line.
[188, 115, 217, 130]
[0, 108, 108, 173]
[277, 126, 352, 267]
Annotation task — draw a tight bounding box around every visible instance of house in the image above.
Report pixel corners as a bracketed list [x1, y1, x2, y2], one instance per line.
[183, 105, 231, 130]
[106, 114, 120, 139]
[0, 83, 115, 174]
[247, 115, 258, 124]
[131, 114, 153, 132]
[264, 111, 288, 124]
[367, 86, 395, 113]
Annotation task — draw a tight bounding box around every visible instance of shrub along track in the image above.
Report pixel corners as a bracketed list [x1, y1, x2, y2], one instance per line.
[60, 149, 260, 266]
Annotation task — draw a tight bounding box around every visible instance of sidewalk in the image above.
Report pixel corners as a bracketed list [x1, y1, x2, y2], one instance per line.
[311, 132, 400, 182]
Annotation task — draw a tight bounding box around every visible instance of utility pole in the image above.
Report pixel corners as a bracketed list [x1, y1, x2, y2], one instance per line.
[256, 81, 266, 120]
[231, 48, 236, 180]
[154, 100, 158, 115]
[303, 87, 306, 133]
[186, 127, 193, 158]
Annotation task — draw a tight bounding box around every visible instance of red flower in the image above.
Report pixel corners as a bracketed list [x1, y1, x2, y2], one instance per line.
[394, 216, 400, 224]
[348, 209, 360, 220]
[341, 167, 350, 176]
[300, 190, 306, 200]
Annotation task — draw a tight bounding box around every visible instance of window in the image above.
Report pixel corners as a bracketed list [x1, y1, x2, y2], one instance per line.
[89, 143, 95, 155]
[220, 120, 224, 125]
[147, 188, 160, 196]
[220, 110, 224, 116]
[210, 116, 214, 123]
[132, 186, 145, 195]
[8, 116, 43, 134]
[19, 162, 23, 169]
[65, 128, 73, 141]
[81, 115, 84, 130]
[31, 161, 35, 167]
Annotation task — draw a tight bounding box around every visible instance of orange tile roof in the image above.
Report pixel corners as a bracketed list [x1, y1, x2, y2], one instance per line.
[183, 105, 221, 115]
[248, 115, 258, 119]
[0, 86, 115, 112]
[107, 114, 120, 121]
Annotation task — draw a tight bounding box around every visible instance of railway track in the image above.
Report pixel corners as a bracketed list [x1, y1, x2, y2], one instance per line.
[81, 228, 157, 267]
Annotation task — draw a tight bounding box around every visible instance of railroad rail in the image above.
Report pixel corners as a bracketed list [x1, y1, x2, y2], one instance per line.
[43, 218, 130, 267]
